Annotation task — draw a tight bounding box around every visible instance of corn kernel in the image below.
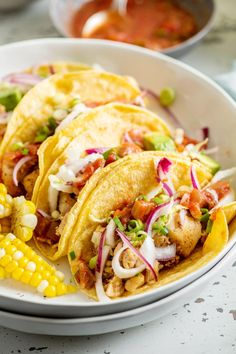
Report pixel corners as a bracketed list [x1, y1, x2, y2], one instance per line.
[0, 239, 11, 248]
[37, 280, 49, 293]
[55, 270, 65, 281]
[24, 201, 36, 214]
[56, 283, 67, 296]
[0, 255, 12, 267]
[12, 267, 24, 280]
[41, 270, 51, 279]
[5, 245, 17, 255]
[36, 264, 44, 273]
[0, 266, 6, 279]
[21, 270, 33, 284]
[48, 275, 59, 285]
[18, 257, 28, 268]
[5, 261, 18, 273]
[44, 285, 56, 297]
[16, 228, 32, 243]
[30, 273, 42, 287]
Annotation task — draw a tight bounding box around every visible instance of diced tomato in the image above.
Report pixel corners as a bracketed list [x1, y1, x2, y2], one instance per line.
[131, 199, 155, 222]
[73, 158, 105, 189]
[114, 205, 132, 225]
[28, 143, 40, 156]
[124, 129, 145, 147]
[181, 188, 203, 219]
[105, 152, 118, 166]
[118, 142, 142, 158]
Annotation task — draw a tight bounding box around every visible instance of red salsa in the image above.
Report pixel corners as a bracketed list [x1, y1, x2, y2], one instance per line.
[70, 0, 198, 51]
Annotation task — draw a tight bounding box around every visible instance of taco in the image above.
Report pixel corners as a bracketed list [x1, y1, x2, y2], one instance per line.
[67, 151, 235, 301]
[0, 61, 92, 142]
[32, 103, 177, 260]
[0, 71, 141, 197]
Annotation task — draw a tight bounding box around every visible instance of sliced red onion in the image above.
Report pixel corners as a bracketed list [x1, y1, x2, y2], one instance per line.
[145, 199, 174, 236]
[112, 245, 146, 279]
[85, 147, 108, 155]
[211, 167, 236, 183]
[190, 165, 200, 190]
[158, 157, 172, 175]
[155, 244, 176, 261]
[157, 158, 175, 197]
[141, 88, 182, 128]
[96, 230, 106, 273]
[37, 209, 51, 219]
[3, 73, 42, 86]
[95, 272, 112, 302]
[116, 229, 157, 281]
[105, 219, 116, 248]
[162, 182, 174, 197]
[12, 156, 32, 187]
[139, 236, 156, 267]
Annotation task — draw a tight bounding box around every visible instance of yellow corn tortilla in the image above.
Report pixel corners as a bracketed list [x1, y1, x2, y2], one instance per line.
[26, 61, 92, 77]
[67, 151, 220, 301]
[0, 70, 141, 160]
[32, 103, 173, 260]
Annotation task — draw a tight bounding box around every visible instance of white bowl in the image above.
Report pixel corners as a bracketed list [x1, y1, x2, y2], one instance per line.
[0, 38, 236, 318]
[0, 242, 235, 336]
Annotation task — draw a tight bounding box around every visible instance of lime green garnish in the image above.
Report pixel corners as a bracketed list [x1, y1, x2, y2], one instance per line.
[22, 148, 29, 155]
[113, 216, 125, 231]
[70, 97, 80, 107]
[127, 219, 144, 233]
[200, 208, 210, 223]
[206, 219, 213, 233]
[153, 194, 169, 204]
[69, 250, 76, 261]
[12, 141, 24, 151]
[136, 195, 148, 201]
[153, 215, 169, 235]
[131, 231, 147, 246]
[89, 255, 98, 270]
[48, 117, 57, 131]
[160, 87, 176, 107]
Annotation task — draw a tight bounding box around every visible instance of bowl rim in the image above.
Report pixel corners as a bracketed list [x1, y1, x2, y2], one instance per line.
[0, 37, 235, 309]
[49, 0, 216, 56]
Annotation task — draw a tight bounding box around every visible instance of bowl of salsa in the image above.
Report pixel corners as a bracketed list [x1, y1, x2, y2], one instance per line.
[50, 0, 215, 58]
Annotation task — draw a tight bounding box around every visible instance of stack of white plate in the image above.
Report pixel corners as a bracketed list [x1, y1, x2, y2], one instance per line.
[0, 39, 236, 336]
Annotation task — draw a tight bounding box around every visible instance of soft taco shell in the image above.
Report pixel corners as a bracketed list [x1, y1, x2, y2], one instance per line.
[32, 103, 172, 260]
[67, 151, 218, 300]
[0, 70, 141, 158]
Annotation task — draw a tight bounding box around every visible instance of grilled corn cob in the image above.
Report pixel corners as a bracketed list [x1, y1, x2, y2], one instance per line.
[11, 196, 37, 242]
[0, 184, 13, 219]
[0, 233, 76, 297]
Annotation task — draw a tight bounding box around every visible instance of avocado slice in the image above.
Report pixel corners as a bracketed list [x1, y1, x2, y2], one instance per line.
[190, 152, 220, 175]
[144, 133, 176, 152]
[0, 86, 22, 112]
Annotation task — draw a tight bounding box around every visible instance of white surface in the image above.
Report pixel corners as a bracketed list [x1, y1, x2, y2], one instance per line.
[0, 244, 235, 336]
[1, 38, 236, 318]
[0, 0, 235, 352]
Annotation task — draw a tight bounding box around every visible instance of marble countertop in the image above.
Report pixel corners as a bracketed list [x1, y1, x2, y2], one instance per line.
[0, 0, 236, 353]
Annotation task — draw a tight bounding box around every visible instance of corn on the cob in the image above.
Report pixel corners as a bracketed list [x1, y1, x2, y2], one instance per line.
[0, 184, 13, 219]
[11, 196, 37, 242]
[0, 233, 76, 297]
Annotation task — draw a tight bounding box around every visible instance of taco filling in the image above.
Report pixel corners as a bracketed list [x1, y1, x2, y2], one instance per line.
[69, 157, 234, 300]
